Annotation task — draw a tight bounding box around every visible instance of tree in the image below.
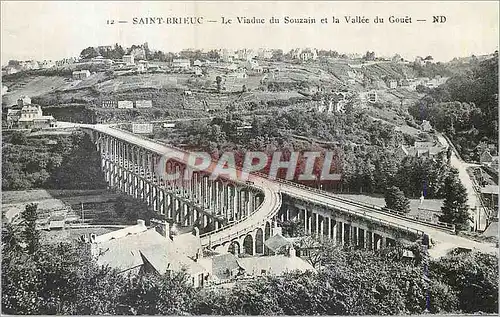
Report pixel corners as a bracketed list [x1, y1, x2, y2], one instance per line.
[216, 76, 222, 92]
[363, 51, 376, 61]
[384, 186, 411, 213]
[439, 171, 470, 230]
[50, 132, 107, 189]
[80, 47, 99, 60]
[20, 203, 40, 254]
[430, 250, 498, 313]
[10, 131, 28, 145]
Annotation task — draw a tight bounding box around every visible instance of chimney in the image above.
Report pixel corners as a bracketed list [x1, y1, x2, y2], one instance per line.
[151, 218, 170, 239]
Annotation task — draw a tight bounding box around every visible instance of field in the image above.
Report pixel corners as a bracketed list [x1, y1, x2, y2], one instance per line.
[2, 76, 70, 106]
[97, 73, 187, 93]
[2, 189, 120, 224]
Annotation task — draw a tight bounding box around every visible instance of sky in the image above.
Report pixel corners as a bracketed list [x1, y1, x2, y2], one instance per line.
[1, 1, 499, 64]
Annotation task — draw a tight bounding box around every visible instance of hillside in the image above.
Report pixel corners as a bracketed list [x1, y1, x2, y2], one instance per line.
[1, 55, 468, 125]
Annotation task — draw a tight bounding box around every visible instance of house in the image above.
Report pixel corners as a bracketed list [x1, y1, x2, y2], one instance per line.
[219, 49, 236, 62]
[56, 57, 77, 67]
[148, 64, 161, 72]
[192, 66, 203, 76]
[172, 59, 190, 69]
[137, 64, 146, 72]
[236, 248, 316, 277]
[367, 90, 378, 103]
[227, 70, 248, 79]
[291, 48, 318, 61]
[236, 49, 258, 61]
[264, 232, 294, 255]
[72, 70, 91, 80]
[137, 60, 149, 68]
[396, 142, 446, 158]
[135, 100, 153, 108]
[395, 144, 410, 160]
[132, 123, 153, 134]
[137, 60, 149, 72]
[479, 150, 494, 164]
[19, 60, 40, 70]
[17, 96, 31, 107]
[123, 55, 135, 65]
[88, 219, 208, 287]
[193, 59, 203, 67]
[7, 105, 56, 129]
[421, 120, 433, 132]
[197, 254, 245, 284]
[388, 79, 398, 89]
[244, 59, 259, 70]
[4, 66, 19, 75]
[491, 157, 499, 171]
[257, 49, 274, 60]
[117, 100, 133, 109]
[101, 100, 117, 108]
[480, 185, 499, 211]
[49, 220, 66, 230]
[198, 245, 315, 285]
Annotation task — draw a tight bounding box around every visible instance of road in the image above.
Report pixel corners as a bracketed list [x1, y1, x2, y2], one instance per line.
[436, 133, 488, 231]
[86, 125, 497, 257]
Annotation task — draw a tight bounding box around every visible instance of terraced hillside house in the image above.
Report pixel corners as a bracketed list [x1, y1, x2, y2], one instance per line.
[123, 54, 135, 65]
[7, 104, 56, 129]
[172, 59, 191, 70]
[72, 70, 91, 80]
[291, 48, 318, 61]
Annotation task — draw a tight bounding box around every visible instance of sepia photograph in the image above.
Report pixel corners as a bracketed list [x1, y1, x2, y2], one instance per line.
[1, 1, 499, 315]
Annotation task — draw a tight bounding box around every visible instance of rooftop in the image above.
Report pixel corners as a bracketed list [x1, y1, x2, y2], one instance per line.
[90, 221, 204, 275]
[481, 185, 499, 195]
[237, 255, 316, 276]
[264, 233, 293, 252]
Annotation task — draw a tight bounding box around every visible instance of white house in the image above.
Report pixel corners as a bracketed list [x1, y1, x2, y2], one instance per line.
[117, 100, 133, 109]
[135, 100, 153, 108]
[123, 55, 135, 65]
[7, 105, 56, 129]
[291, 48, 318, 61]
[367, 90, 378, 103]
[388, 79, 398, 89]
[72, 70, 91, 80]
[192, 66, 203, 76]
[172, 59, 191, 69]
[257, 49, 274, 60]
[87, 219, 208, 287]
